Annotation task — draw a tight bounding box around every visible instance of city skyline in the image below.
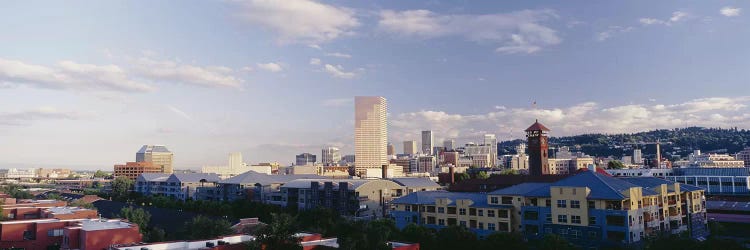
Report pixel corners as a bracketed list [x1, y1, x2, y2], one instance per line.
[1, 1, 749, 169]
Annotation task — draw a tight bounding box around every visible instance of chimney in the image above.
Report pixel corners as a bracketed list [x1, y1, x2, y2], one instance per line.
[382, 165, 389, 179]
[449, 166, 455, 184]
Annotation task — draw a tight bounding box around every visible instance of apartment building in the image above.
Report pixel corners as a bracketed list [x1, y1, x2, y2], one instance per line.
[393, 170, 707, 248]
[391, 191, 514, 237]
[134, 173, 221, 200]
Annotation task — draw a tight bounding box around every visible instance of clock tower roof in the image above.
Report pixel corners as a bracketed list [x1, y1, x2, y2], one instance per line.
[525, 119, 551, 132]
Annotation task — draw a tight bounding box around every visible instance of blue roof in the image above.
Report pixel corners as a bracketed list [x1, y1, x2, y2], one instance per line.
[524, 171, 658, 199]
[168, 173, 221, 183]
[137, 145, 171, 154]
[390, 178, 440, 188]
[392, 191, 511, 209]
[489, 182, 550, 196]
[620, 177, 704, 192]
[220, 170, 323, 185]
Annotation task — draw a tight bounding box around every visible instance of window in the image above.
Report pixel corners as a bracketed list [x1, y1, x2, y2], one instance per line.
[478, 222, 484, 229]
[499, 210, 509, 218]
[405, 205, 411, 212]
[459, 208, 467, 215]
[488, 223, 496, 231]
[571, 200, 580, 208]
[438, 219, 445, 226]
[589, 216, 597, 225]
[427, 216, 436, 225]
[558, 215, 568, 223]
[447, 207, 456, 214]
[502, 197, 513, 205]
[606, 215, 626, 226]
[557, 200, 567, 208]
[588, 200, 596, 209]
[487, 210, 495, 217]
[438, 207, 445, 213]
[546, 214, 552, 223]
[571, 215, 581, 224]
[523, 211, 539, 220]
[498, 222, 510, 232]
[490, 197, 499, 204]
[460, 221, 467, 227]
[469, 208, 476, 216]
[478, 210, 484, 216]
[48, 229, 64, 237]
[571, 230, 581, 239]
[546, 199, 551, 207]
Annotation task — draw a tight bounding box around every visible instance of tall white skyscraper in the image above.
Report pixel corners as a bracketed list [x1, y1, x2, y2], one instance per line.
[403, 141, 418, 155]
[321, 146, 341, 166]
[421, 130, 433, 155]
[355, 96, 388, 176]
[484, 134, 497, 154]
[443, 139, 455, 151]
[632, 149, 643, 165]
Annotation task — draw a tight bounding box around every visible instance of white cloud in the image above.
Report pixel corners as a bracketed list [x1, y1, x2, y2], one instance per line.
[322, 64, 356, 79]
[720, 7, 742, 17]
[131, 57, 243, 88]
[308, 44, 323, 50]
[232, 0, 360, 44]
[0, 58, 154, 92]
[639, 11, 689, 26]
[378, 9, 561, 54]
[322, 97, 353, 107]
[0, 107, 84, 126]
[166, 105, 193, 120]
[309, 58, 321, 65]
[390, 96, 750, 143]
[596, 26, 634, 41]
[325, 52, 352, 58]
[256, 62, 284, 72]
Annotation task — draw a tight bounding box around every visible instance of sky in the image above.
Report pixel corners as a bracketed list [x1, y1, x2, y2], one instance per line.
[1, 0, 749, 170]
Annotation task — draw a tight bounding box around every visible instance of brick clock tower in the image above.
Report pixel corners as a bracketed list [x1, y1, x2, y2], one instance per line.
[526, 120, 550, 176]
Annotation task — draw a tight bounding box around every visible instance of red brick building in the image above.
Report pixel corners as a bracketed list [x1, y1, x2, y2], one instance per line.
[62, 219, 142, 250]
[0, 218, 138, 250]
[114, 161, 162, 180]
[1, 200, 69, 220]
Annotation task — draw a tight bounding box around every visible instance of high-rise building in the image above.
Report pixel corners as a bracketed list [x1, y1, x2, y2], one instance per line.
[387, 143, 395, 156]
[295, 153, 316, 166]
[321, 147, 341, 166]
[421, 130, 433, 155]
[136, 145, 174, 174]
[484, 134, 497, 154]
[632, 149, 643, 165]
[354, 96, 388, 176]
[443, 139, 455, 151]
[526, 120, 550, 176]
[403, 141, 418, 155]
[737, 147, 750, 168]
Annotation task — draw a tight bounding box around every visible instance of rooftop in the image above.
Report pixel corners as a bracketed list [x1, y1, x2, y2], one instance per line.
[220, 170, 323, 185]
[525, 119, 550, 132]
[80, 219, 134, 231]
[488, 182, 549, 196]
[523, 171, 659, 199]
[392, 191, 511, 208]
[390, 177, 440, 188]
[46, 206, 91, 214]
[620, 177, 703, 192]
[137, 145, 171, 154]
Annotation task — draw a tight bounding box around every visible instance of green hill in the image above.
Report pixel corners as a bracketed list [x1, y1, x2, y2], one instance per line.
[499, 127, 750, 160]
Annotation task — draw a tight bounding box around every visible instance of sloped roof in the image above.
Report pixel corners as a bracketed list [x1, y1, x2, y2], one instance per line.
[525, 120, 550, 132]
[281, 179, 376, 189]
[392, 191, 510, 209]
[168, 173, 221, 183]
[137, 145, 171, 153]
[489, 182, 549, 196]
[525, 171, 657, 199]
[390, 178, 440, 188]
[620, 177, 704, 192]
[138, 173, 171, 182]
[220, 170, 323, 185]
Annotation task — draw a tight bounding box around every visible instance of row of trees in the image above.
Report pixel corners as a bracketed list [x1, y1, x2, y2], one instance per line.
[118, 206, 234, 242]
[0, 184, 33, 199]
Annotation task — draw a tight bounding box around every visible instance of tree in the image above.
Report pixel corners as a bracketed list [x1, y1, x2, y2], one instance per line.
[184, 215, 234, 240]
[111, 176, 134, 201]
[480, 232, 527, 250]
[119, 206, 151, 235]
[607, 160, 626, 169]
[93, 170, 108, 178]
[536, 234, 576, 250]
[456, 172, 470, 182]
[0, 184, 33, 199]
[146, 227, 166, 243]
[436, 226, 478, 250]
[499, 169, 520, 175]
[69, 199, 95, 209]
[251, 213, 302, 250]
[476, 171, 490, 179]
[397, 224, 436, 250]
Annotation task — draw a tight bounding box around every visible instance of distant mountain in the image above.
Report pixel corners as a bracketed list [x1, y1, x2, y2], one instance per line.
[499, 127, 750, 160]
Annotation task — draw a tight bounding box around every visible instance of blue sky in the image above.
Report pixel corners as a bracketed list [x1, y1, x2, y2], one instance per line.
[1, 0, 749, 170]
